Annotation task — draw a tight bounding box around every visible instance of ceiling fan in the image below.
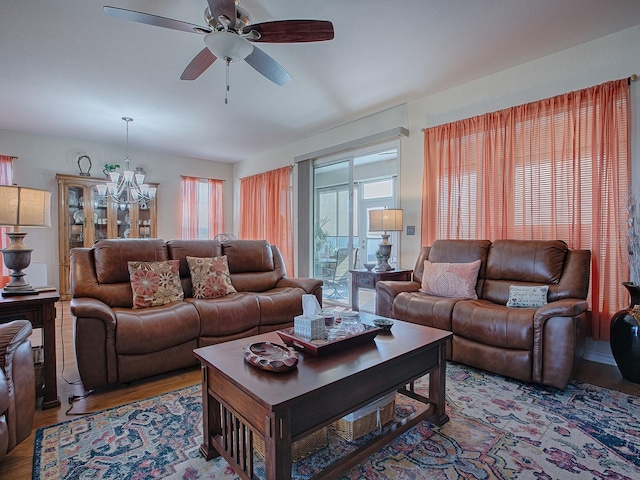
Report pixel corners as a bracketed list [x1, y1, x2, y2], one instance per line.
[104, 0, 334, 89]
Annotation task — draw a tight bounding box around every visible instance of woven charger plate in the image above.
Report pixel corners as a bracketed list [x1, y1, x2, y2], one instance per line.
[243, 341, 299, 372]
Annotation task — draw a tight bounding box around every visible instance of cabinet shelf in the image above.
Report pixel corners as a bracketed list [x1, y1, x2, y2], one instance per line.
[56, 173, 159, 300]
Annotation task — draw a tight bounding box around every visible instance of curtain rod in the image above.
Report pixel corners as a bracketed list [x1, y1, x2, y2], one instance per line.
[420, 75, 639, 132]
[179, 175, 225, 182]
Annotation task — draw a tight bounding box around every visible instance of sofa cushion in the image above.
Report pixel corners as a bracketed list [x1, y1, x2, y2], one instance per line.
[420, 260, 481, 299]
[506, 285, 549, 308]
[393, 291, 459, 332]
[128, 260, 184, 309]
[187, 256, 237, 299]
[95, 238, 169, 284]
[166, 239, 223, 279]
[114, 301, 200, 354]
[452, 299, 534, 350]
[254, 288, 305, 327]
[482, 240, 568, 304]
[189, 293, 261, 338]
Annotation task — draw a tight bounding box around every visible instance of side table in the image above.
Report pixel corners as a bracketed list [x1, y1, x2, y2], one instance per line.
[350, 269, 412, 311]
[0, 291, 61, 409]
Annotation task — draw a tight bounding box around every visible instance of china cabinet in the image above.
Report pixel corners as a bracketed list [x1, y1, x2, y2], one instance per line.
[56, 173, 158, 300]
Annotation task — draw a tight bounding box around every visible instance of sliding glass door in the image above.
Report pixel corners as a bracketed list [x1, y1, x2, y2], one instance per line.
[312, 141, 399, 308]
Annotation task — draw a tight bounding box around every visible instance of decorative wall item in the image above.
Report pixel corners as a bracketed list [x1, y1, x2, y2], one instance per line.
[77, 155, 92, 176]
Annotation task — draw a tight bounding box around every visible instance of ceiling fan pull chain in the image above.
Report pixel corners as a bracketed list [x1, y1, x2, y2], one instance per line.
[225, 58, 231, 104]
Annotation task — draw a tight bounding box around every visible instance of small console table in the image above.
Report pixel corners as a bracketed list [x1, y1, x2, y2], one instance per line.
[350, 268, 412, 311]
[0, 290, 61, 409]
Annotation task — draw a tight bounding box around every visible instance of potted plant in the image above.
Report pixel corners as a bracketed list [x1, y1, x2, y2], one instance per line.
[103, 163, 120, 177]
[314, 217, 330, 255]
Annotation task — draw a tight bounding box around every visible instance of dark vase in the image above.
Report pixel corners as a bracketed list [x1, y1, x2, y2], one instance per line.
[610, 282, 640, 383]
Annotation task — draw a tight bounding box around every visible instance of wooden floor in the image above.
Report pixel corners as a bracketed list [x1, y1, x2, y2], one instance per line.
[1, 301, 639, 479]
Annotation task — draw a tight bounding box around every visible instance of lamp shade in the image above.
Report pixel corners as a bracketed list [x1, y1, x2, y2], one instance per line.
[0, 186, 52, 227]
[369, 209, 403, 232]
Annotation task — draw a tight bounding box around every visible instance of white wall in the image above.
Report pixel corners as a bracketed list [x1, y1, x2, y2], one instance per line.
[237, 24, 640, 364]
[0, 129, 234, 288]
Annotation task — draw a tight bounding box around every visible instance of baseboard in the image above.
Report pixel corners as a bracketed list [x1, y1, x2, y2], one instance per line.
[583, 349, 617, 366]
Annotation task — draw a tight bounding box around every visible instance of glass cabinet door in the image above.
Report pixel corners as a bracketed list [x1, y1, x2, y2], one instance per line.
[67, 185, 86, 249]
[91, 186, 108, 242]
[114, 202, 131, 239]
[137, 200, 152, 238]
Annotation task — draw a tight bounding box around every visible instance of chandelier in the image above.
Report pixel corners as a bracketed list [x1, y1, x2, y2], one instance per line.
[96, 117, 157, 205]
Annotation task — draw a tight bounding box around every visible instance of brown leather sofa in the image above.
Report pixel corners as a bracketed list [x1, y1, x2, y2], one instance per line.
[0, 320, 35, 461]
[376, 239, 591, 389]
[70, 238, 322, 391]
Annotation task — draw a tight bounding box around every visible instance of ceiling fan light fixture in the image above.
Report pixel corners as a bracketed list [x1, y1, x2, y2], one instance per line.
[204, 32, 253, 61]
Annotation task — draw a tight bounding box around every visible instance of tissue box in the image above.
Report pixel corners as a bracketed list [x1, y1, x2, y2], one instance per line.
[294, 315, 326, 340]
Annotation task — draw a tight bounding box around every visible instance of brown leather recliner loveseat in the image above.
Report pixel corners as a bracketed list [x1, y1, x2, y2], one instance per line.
[376, 239, 591, 389]
[70, 238, 322, 391]
[0, 320, 35, 461]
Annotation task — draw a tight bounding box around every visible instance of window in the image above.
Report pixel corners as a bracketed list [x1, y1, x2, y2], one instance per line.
[181, 176, 224, 239]
[423, 79, 629, 340]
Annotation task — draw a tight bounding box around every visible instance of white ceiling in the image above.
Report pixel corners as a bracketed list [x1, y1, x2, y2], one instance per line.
[2, 0, 640, 163]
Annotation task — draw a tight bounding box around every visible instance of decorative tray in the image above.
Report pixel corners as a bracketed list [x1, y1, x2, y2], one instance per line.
[243, 342, 299, 372]
[277, 324, 382, 357]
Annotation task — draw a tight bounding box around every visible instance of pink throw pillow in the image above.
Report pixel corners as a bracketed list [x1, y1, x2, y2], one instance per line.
[128, 260, 184, 309]
[420, 260, 481, 299]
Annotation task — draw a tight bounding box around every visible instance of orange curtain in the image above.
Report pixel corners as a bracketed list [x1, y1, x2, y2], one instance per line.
[207, 178, 224, 236]
[239, 166, 294, 275]
[422, 79, 630, 340]
[0, 155, 13, 286]
[181, 176, 225, 240]
[181, 176, 199, 239]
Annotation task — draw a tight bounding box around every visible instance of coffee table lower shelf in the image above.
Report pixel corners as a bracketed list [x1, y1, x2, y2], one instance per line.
[200, 383, 444, 480]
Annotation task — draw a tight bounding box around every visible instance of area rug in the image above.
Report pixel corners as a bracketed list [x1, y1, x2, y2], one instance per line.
[33, 363, 640, 480]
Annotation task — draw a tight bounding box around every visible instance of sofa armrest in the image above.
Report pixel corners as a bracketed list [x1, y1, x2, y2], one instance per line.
[70, 298, 118, 390]
[70, 297, 117, 327]
[0, 320, 34, 452]
[532, 298, 589, 388]
[277, 277, 323, 305]
[375, 280, 421, 317]
[0, 320, 32, 370]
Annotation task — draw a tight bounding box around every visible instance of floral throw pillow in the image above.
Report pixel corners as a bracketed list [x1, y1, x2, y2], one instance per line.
[187, 256, 237, 299]
[506, 285, 549, 308]
[128, 260, 184, 309]
[420, 260, 481, 299]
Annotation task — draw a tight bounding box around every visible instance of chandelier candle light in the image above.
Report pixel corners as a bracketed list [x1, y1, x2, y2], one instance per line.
[0, 185, 52, 296]
[96, 117, 157, 206]
[369, 208, 403, 271]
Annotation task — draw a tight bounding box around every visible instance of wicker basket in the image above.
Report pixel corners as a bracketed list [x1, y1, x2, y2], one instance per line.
[254, 426, 327, 461]
[331, 393, 396, 441]
[32, 346, 44, 398]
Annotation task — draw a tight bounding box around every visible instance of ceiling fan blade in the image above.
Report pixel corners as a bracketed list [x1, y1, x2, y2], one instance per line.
[243, 20, 334, 43]
[244, 46, 292, 86]
[104, 6, 211, 34]
[207, 0, 236, 28]
[181, 48, 217, 80]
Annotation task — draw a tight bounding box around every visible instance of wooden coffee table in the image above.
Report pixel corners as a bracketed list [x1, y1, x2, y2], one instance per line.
[194, 317, 451, 480]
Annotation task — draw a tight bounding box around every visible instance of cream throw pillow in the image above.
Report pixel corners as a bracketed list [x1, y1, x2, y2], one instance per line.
[506, 285, 549, 308]
[420, 260, 481, 299]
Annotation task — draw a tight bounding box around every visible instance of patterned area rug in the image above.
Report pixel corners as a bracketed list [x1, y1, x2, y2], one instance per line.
[33, 363, 640, 480]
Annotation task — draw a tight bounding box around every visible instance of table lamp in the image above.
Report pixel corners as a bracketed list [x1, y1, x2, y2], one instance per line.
[368, 208, 403, 271]
[0, 185, 52, 296]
